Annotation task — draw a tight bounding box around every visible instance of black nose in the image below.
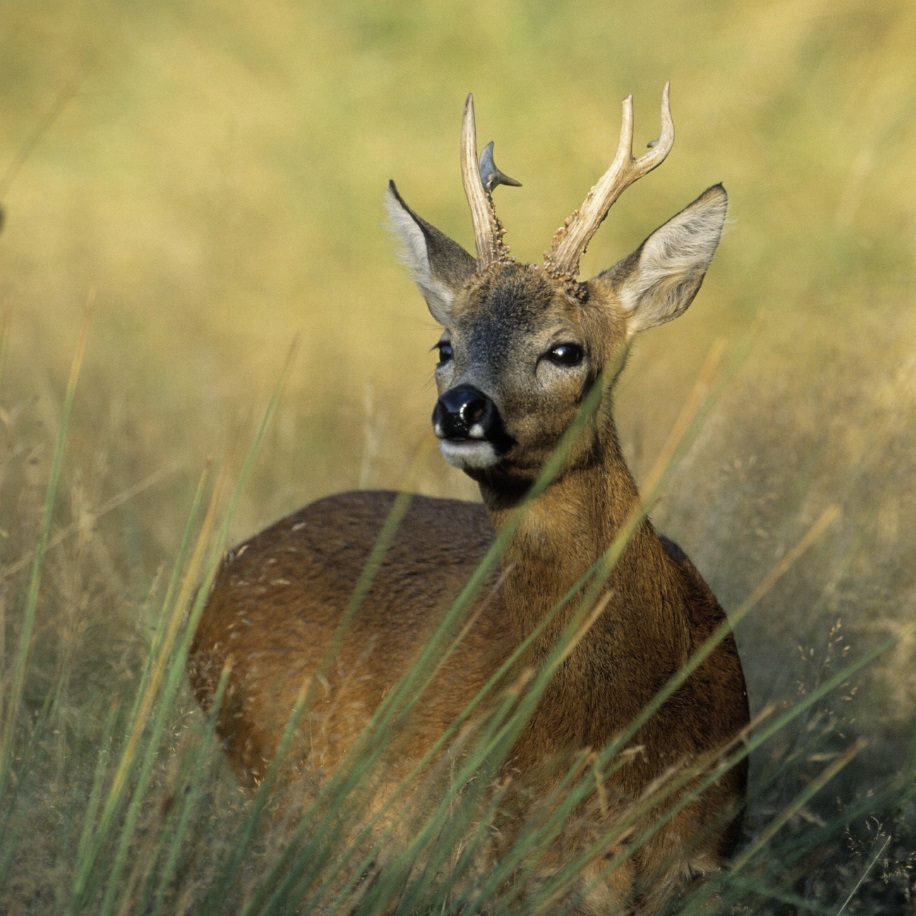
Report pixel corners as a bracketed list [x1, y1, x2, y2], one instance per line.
[433, 385, 497, 440]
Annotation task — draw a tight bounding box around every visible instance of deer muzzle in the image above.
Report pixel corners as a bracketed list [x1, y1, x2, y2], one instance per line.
[432, 384, 509, 470]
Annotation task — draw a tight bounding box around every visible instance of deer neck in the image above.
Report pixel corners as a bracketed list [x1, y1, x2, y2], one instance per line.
[477, 422, 690, 740]
[480, 423, 646, 604]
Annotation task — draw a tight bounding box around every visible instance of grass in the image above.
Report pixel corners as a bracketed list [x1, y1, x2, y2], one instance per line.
[1, 0, 914, 911]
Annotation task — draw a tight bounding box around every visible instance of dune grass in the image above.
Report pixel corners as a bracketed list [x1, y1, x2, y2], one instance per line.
[1, 0, 914, 911]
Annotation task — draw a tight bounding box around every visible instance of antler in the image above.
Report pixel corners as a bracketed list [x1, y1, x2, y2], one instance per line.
[461, 94, 513, 267]
[544, 82, 675, 280]
[479, 142, 522, 194]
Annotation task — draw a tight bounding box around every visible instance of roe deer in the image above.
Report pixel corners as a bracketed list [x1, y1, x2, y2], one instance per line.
[189, 83, 750, 913]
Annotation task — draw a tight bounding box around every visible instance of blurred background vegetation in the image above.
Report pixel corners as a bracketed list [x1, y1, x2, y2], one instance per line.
[1, 0, 914, 910]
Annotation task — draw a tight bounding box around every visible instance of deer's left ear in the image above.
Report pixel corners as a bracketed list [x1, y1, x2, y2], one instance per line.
[591, 184, 727, 337]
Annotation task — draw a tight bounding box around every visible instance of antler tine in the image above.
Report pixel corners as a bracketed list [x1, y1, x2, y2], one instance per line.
[545, 82, 675, 280]
[461, 94, 510, 267]
[479, 142, 522, 193]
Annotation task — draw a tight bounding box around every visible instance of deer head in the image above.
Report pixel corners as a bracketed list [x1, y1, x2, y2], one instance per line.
[386, 84, 727, 495]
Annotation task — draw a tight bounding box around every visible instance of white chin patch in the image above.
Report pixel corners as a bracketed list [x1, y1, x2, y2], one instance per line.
[440, 440, 500, 470]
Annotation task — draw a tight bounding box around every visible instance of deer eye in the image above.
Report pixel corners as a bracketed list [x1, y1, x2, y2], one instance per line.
[435, 340, 454, 364]
[545, 343, 584, 367]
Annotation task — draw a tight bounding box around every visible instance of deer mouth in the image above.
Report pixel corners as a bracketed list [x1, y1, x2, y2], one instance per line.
[439, 438, 502, 470]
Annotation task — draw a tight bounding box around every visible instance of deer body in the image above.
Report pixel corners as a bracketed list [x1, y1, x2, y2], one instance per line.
[190, 86, 749, 913]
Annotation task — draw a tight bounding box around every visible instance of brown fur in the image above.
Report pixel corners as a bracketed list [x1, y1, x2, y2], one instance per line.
[189, 91, 750, 913]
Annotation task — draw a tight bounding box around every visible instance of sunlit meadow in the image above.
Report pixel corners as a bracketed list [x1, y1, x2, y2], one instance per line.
[1, 1, 913, 911]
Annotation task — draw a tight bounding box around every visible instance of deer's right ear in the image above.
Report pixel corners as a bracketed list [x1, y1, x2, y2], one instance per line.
[386, 181, 476, 326]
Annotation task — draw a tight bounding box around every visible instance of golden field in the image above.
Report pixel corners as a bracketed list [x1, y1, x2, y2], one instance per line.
[1, 1, 914, 911]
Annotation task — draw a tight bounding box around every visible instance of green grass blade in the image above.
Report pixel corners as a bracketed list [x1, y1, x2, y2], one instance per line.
[0, 303, 92, 803]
